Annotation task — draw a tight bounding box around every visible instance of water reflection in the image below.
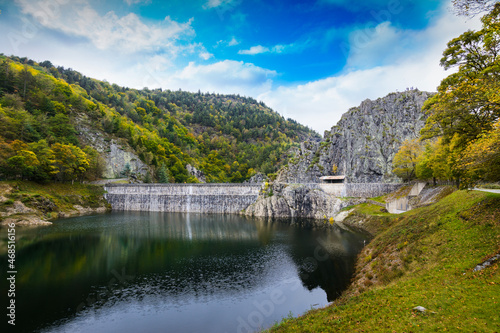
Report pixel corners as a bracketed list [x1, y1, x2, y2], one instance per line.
[0, 212, 367, 333]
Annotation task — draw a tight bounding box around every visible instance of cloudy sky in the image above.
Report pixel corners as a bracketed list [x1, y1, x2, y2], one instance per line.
[0, 0, 482, 134]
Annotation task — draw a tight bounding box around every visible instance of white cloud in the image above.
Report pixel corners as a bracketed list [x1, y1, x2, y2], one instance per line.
[257, 6, 483, 134]
[228, 36, 239, 46]
[199, 51, 213, 60]
[238, 42, 305, 55]
[15, 0, 194, 53]
[345, 21, 410, 68]
[318, 0, 405, 11]
[203, 0, 237, 9]
[124, 0, 151, 5]
[238, 45, 270, 55]
[215, 36, 240, 48]
[165, 60, 276, 95]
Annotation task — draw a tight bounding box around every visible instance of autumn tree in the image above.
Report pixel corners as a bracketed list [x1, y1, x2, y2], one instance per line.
[392, 139, 423, 182]
[7, 150, 40, 179]
[50, 143, 89, 182]
[421, 4, 500, 187]
[459, 120, 500, 186]
[422, 5, 500, 148]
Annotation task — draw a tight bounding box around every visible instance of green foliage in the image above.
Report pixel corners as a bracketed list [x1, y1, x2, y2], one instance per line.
[0, 54, 319, 183]
[418, 5, 500, 187]
[392, 139, 422, 182]
[156, 163, 172, 183]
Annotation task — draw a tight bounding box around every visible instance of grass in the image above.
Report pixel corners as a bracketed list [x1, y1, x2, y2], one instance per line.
[477, 183, 500, 190]
[265, 190, 500, 332]
[370, 195, 386, 203]
[0, 180, 109, 220]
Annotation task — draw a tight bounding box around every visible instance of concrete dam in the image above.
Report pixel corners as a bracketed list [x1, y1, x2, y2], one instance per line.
[104, 183, 402, 214]
[104, 184, 262, 214]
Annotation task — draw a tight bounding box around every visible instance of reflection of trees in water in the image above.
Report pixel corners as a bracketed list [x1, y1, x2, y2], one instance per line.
[3, 213, 367, 332]
[287, 222, 368, 302]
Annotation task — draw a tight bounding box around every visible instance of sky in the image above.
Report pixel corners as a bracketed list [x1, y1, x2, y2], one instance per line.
[0, 0, 482, 135]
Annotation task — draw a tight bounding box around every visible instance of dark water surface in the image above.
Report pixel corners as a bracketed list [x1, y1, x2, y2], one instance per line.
[1, 212, 367, 333]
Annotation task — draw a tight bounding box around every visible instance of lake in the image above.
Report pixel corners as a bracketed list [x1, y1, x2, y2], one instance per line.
[1, 212, 367, 333]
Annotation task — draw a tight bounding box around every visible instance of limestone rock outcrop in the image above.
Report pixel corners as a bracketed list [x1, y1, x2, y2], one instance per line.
[187, 164, 206, 183]
[76, 118, 149, 179]
[244, 183, 365, 219]
[277, 89, 433, 184]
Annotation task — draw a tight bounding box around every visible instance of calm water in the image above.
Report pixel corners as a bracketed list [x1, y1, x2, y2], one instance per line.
[1, 212, 367, 333]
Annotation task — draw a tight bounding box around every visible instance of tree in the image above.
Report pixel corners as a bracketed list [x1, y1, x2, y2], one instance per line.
[421, 4, 500, 187]
[6, 150, 40, 179]
[453, 0, 496, 17]
[459, 120, 500, 187]
[28, 139, 56, 182]
[331, 164, 338, 175]
[422, 4, 500, 147]
[392, 139, 422, 182]
[83, 146, 105, 181]
[121, 162, 131, 178]
[50, 143, 89, 182]
[415, 141, 435, 183]
[156, 163, 171, 183]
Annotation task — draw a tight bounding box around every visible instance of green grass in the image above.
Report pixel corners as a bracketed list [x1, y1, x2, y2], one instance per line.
[477, 183, 500, 190]
[0, 181, 109, 219]
[355, 203, 391, 217]
[370, 195, 386, 203]
[266, 190, 500, 332]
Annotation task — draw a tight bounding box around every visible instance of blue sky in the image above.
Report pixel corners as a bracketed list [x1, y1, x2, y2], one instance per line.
[0, 0, 481, 134]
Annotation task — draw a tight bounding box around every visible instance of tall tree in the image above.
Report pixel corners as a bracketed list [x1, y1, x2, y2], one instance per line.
[392, 139, 423, 182]
[422, 3, 500, 147]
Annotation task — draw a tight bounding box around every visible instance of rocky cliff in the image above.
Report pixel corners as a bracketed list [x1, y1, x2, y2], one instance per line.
[277, 89, 433, 183]
[76, 117, 150, 180]
[243, 183, 365, 220]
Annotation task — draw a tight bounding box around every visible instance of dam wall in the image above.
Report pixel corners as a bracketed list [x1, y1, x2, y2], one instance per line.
[344, 183, 402, 198]
[104, 183, 403, 214]
[302, 183, 402, 198]
[104, 184, 262, 214]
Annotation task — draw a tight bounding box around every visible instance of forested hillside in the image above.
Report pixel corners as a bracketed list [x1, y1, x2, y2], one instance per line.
[0, 55, 319, 183]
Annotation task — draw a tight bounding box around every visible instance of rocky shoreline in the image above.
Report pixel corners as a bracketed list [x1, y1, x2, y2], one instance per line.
[0, 183, 111, 227]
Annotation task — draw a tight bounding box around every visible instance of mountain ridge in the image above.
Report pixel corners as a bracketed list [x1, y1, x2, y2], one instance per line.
[0, 54, 319, 183]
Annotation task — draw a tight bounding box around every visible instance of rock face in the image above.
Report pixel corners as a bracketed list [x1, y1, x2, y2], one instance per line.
[277, 90, 433, 183]
[76, 118, 149, 179]
[244, 183, 365, 219]
[186, 164, 206, 183]
[244, 172, 268, 184]
[103, 143, 149, 179]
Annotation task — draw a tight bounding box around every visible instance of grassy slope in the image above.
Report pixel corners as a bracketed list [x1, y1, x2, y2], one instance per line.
[0, 181, 109, 221]
[268, 190, 500, 332]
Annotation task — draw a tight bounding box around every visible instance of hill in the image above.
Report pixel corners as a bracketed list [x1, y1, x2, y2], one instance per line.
[0, 55, 319, 183]
[277, 89, 433, 183]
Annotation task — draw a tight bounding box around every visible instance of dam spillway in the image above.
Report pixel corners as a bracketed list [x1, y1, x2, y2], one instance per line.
[104, 183, 262, 214]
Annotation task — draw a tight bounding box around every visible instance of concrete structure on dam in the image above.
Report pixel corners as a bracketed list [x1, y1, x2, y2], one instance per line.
[104, 183, 262, 214]
[105, 182, 403, 214]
